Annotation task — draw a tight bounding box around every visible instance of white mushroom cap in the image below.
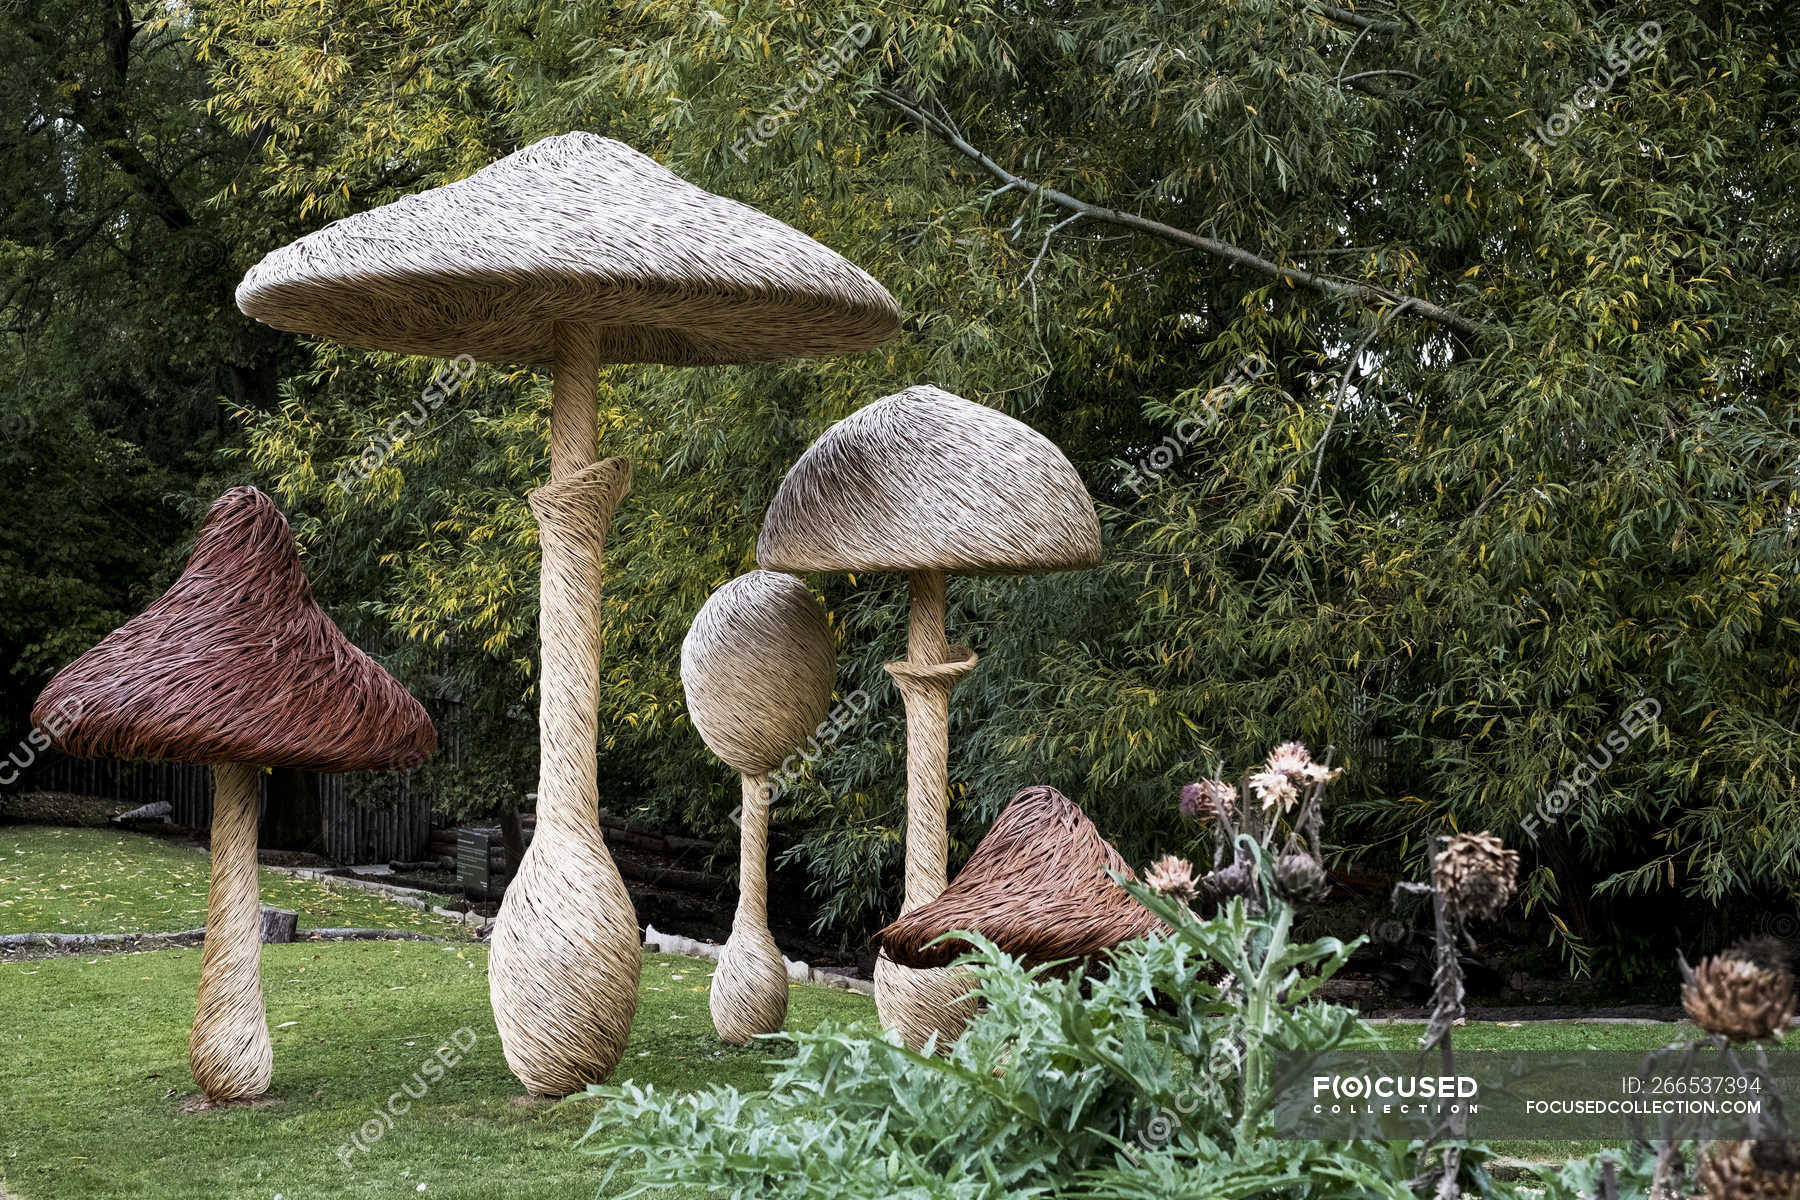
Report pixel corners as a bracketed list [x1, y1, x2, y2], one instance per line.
[237, 133, 900, 367]
[681, 571, 836, 776]
[756, 385, 1101, 576]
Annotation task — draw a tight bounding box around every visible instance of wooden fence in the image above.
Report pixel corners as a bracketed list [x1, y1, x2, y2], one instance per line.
[21, 754, 435, 865]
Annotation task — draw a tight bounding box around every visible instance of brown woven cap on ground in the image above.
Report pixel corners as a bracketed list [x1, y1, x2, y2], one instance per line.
[877, 785, 1165, 970]
[756, 385, 1102, 577]
[236, 132, 900, 366]
[32, 487, 436, 772]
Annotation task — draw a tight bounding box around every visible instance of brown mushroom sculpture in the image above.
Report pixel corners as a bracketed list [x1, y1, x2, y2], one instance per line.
[236, 132, 899, 1095]
[878, 786, 1165, 971]
[32, 487, 435, 1104]
[681, 571, 836, 1043]
[758, 385, 1101, 1050]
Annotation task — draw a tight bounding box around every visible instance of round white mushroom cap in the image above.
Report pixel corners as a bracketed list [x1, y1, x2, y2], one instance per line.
[237, 132, 900, 367]
[681, 571, 837, 776]
[756, 385, 1102, 576]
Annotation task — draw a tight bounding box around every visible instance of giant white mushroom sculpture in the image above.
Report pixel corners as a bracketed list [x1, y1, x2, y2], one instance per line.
[236, 132, 899, 1095]
[681, 570, 836, 1043]
[758, 385, 1101, 1050]
[33, 487, 435, 1104]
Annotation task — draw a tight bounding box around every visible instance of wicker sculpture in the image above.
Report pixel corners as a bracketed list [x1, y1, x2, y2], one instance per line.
[237, 132, 899, 1095]
[759, 385, 1101, 1049]
[32, 488, 435, 1103]
[681, 571, 836, 1043]
[878, 786, 1164, 970]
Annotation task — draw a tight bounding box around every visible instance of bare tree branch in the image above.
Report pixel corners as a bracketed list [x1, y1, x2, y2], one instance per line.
[1254, 298, 1418, 586]
[1317, 5, 1409, 34]
[875, 90, 1482, 336]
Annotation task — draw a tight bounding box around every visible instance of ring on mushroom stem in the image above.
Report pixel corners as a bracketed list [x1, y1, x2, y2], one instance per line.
[759, 385, 1102, 1051]
[235, 132, 900, 1095]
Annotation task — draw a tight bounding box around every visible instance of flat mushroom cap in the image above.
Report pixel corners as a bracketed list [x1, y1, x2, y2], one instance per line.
[877, 786, 1165, 970]
[236, 132, 901, 367]
[32, 488, 436, 773]
[756, 386, 1102, 576]
[681, 571, 836, 776]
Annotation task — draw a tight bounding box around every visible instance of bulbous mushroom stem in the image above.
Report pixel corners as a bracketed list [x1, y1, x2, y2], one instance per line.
[875, 569, 981, 1052]
[489, 321, 642, 1097]
[189, 761, 273, 1102]
[710, 773, 789, 1044]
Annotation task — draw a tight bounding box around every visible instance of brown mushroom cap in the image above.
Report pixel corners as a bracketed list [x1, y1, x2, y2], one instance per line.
[681, 571, 836, 776]
[236, 132, 900, 367]
[31, 488, 436, 772]
[877, 786, 1164, 969]
[756, 386, 1102, 576]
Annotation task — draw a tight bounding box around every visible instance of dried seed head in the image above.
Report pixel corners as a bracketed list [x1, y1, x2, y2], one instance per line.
[1699, 1140, 1800, 1200]
[1432, 832, 1520, 921]
[1144, 855, 1199, 901]
[1683, 954, 1796, 1043]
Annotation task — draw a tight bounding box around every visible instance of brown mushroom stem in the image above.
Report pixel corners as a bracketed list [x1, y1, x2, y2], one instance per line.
[710, 773, 788, 1044]
[189, 761, 273, 1102]
[488, 321, 642, 1097]
[875, 569, 981, 1051]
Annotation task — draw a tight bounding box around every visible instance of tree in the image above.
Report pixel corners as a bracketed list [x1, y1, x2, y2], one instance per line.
[178, 0, 1798, 968]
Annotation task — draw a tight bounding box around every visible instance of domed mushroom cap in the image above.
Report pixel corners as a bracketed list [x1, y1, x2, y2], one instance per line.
[756, 386, 1101, 576]
[32, 488, 436, 772]
[877, 786, 1164, 969]
[236, 132, 900, 367]
[681, 571, 836, 775]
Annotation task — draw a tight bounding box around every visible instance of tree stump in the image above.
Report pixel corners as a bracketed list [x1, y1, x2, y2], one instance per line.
[259, 908, 298, 944]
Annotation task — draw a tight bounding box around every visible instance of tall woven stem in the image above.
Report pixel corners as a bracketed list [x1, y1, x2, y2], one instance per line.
[710, 773, 788, 1044]
[189, 761, 272, 1102]
[489, 322, 642, 1097]
[875, 569, 980, 1051]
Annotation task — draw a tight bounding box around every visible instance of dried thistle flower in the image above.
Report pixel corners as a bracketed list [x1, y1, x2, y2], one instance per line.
[1144, 855, 1198, 901]
[1299, 760, 1343, 786]
[1248, 768, 1299, 814]
[1266, 741, 1312, 776]
[1684, 953, 1796, 1043]
[1699, 1140, 1800, 1200]
[1180, 778, 1236, 823]
[1274, 853, 1330, 903]
[1431, 832, 1520, 920]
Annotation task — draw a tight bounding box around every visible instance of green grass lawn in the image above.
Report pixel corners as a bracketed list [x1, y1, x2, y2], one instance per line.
[0, 825, 469, 938]
[0, 823, 1721, 1197]
[1, 945, 874, 1200]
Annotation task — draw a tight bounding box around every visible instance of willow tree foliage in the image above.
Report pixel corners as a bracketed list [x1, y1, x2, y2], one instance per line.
[75, 0, 1800, 960]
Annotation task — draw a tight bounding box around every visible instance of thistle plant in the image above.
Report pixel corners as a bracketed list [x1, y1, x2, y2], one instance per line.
[1177, 742, 1341, 909]
[1389, 830, 1523, 1199]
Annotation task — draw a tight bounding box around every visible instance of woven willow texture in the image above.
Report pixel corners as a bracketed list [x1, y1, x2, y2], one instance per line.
[33, 487, 437, 771]
[709, 774, 791, 1043]
[488, 457, 641, 1097]
[758, 387, 1101, 1052]
[873, 952, 980, 1053]
[236, 132, 901, 367]
[188, 762, 274, 1102]
[681, 571, 836, 1043]
[878, 786, 1165, 970]
[681, 570, 837, 776]
[32, 487, 434, 1104]
[756, 385, 1102, 576]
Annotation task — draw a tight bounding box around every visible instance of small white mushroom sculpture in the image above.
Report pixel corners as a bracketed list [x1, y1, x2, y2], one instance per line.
[681, 571, 836, 1043]
[236, 132, 898, 1095]
[758, 385, 1101, 1051]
